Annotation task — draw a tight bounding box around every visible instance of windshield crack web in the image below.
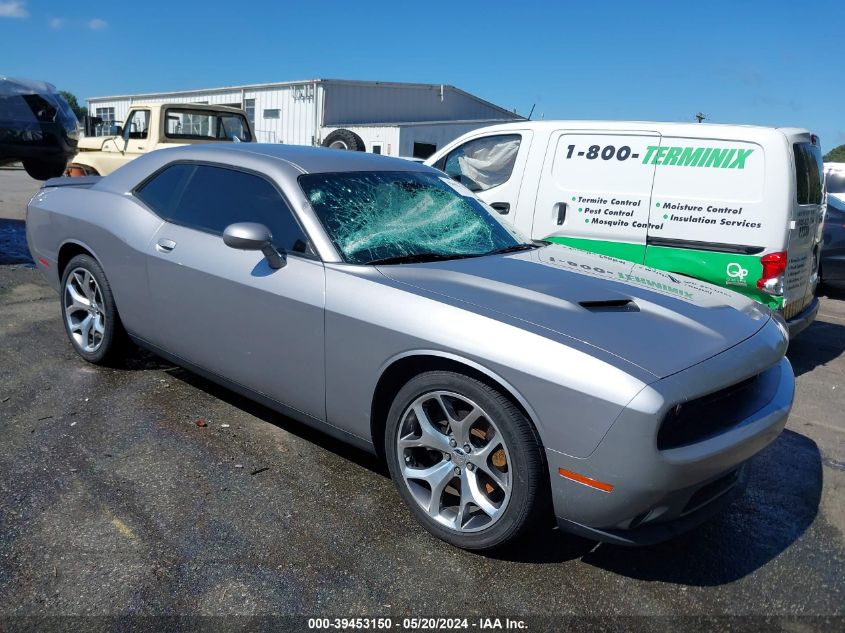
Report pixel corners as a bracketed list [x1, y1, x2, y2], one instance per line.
[305, 173, 501, 264]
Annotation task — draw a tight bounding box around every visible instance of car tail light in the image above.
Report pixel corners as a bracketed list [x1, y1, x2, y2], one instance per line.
[757, 251, 787, 295]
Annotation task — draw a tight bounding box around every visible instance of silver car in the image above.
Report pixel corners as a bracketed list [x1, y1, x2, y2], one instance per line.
[26, 144, 794, 550]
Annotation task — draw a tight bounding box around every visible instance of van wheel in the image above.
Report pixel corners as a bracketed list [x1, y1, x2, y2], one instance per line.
[322, 129, 365, 151]
[385, 371, 549, 550]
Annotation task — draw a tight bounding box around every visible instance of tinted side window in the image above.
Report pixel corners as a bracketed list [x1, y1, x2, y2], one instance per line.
[793, 143, 823, 205]
[441, 134, 521, 192]
[137, 164, 311, 254]
[135, 163, 194, 218]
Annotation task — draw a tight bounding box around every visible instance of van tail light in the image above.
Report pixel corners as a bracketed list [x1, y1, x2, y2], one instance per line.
[757, 252, 787, 295]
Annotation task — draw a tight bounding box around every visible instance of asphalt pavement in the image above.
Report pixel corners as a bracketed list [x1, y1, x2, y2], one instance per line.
[0, 169, 842, 629]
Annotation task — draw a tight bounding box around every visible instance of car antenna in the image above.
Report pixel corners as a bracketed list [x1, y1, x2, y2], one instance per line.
[527, 103, 536, 120]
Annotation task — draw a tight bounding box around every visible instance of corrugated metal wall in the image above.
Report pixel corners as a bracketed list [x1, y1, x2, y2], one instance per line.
[88, 84, 320, 144]
[86, 81, 518, 144]
[321, 83, 514, 125]
[397, 122, 498, 157]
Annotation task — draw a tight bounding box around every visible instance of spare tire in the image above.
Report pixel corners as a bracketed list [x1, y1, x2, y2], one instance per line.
[23, 159, 67, 181]
[322, 129, 366, 152]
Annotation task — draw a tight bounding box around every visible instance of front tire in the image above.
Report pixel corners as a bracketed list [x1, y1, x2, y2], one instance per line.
[60, 254, 127, 365]
[385, 371, 549, 550]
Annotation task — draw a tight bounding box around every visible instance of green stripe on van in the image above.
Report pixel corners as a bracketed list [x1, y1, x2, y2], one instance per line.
[546, 235, 783, 310]
[544, 236, 645, 263]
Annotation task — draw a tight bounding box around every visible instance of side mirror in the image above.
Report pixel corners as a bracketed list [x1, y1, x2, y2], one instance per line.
[223, 222, 286, 269]
[114, 125, 123, 136]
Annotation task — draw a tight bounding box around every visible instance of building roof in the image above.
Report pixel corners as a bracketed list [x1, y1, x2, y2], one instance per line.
[86, 79, 521, 122]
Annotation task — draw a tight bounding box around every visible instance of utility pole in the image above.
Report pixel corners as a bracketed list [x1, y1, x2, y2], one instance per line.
[695, 112, 707, 123]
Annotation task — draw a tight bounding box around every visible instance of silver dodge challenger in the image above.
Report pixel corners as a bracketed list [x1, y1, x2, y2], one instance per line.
[26, 144, 794, 550]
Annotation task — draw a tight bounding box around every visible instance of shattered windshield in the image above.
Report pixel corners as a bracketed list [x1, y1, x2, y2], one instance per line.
[299, 170, 530, 264]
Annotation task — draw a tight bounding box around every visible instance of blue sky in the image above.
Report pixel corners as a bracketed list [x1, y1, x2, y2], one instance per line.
[2, 0, 843, 149]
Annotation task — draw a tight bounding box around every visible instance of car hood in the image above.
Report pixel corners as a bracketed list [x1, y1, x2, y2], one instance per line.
[377, 245, 771, 378]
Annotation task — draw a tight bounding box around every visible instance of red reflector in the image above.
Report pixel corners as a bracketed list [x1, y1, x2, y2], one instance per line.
[757, 251, 787, 289]
[558, 468, 614, 492]
[38, 257, 50, 267]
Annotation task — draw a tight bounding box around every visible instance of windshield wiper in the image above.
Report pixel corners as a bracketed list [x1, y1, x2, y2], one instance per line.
[486, 243, 542, 256]
[367, 252, 482, 265]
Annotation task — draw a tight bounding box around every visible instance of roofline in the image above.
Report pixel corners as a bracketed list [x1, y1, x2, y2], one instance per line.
[85, 79, 523, 119]
[323, 118, 523, 128]
[442, 119, 813, 134]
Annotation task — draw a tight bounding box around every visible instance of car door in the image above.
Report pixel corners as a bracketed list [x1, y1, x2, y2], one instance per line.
[136, 162, 327, 421]
[532, 131, 660, 264]
[433, 131, 532, 225]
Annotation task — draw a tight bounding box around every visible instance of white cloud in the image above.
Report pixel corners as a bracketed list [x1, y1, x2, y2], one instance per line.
[49, 17, 64, 29]
[0, 1, 28, 18]
[87, 17, 107, 30]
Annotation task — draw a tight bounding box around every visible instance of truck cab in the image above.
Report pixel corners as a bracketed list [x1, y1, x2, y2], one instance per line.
[67, 103, 254, 177]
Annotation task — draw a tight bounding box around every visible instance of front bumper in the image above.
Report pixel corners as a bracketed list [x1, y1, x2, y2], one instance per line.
[547, 319, 793, 545]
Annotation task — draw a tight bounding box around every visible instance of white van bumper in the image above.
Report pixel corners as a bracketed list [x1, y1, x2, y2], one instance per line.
[785, 296, 819, 338]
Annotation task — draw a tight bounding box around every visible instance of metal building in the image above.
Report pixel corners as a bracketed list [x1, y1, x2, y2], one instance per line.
[86, 79, 523, 158]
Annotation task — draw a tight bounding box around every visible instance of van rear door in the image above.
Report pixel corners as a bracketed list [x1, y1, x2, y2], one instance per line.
[643, 137, 769, 302]
[532, 131, 660, 263]
[784, 136, 824, 320]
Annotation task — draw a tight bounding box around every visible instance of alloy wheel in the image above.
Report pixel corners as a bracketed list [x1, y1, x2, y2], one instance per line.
[64, 267, 106, 353]
[397, 391, 512, 532]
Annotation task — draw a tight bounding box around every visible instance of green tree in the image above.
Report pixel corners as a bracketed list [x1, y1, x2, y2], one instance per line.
[59, 90, 87, 120]
[823, 144, 845, 163]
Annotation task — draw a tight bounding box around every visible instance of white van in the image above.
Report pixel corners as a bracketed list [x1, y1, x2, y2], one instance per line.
[426, 121, 824, 336]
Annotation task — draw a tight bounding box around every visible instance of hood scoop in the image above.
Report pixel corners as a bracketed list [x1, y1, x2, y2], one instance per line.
[578, 299, 639, 313]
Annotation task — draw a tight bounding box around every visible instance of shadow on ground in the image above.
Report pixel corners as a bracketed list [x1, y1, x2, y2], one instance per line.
[120, 345, 823, 587]
[0, 219, 33, 266]
[124, 346, 388, 477]
[787, 300, 845, 377]
[495, 430, 823, 586]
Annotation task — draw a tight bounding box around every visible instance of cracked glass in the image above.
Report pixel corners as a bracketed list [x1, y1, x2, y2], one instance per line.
[299, 171, 528, 265]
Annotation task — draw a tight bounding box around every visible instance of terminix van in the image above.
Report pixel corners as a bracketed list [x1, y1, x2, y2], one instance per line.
[426, 121, 824, 336]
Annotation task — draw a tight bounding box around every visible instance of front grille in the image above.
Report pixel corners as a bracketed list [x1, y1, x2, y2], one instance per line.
[657, 366, 779, 450]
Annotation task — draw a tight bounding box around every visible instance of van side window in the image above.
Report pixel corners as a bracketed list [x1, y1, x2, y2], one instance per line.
[441, 134, 521, 192]
[793, 143, 823, 205]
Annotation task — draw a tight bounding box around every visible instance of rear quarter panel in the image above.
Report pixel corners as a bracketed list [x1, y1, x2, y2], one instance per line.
[27, 185, 163, 338]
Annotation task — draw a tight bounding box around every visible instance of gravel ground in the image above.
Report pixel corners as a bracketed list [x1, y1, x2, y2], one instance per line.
[0, 169, 842, 630]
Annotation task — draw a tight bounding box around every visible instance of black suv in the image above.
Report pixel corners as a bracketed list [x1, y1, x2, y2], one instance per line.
[0, 77, 79, 180]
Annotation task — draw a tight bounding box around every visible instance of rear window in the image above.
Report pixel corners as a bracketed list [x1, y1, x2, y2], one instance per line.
[163, 108, 251, 141]
[793, 143, 824, 204]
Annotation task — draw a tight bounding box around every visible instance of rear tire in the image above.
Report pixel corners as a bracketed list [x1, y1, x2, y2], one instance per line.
[23, 158, 67, 180]
[385, 370, 549, 550]
[60, 254, 127, 365]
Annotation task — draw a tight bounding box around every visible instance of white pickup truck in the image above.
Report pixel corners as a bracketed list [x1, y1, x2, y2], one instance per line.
[67, 102, 254, 176]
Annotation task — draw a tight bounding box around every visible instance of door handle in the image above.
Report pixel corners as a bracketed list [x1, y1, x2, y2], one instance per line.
[156, 238, 176, 253]
[490, 202, 510, 215]
[555, 202, 568, 225]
